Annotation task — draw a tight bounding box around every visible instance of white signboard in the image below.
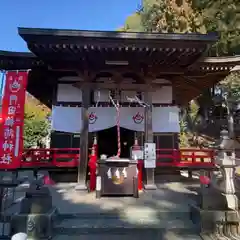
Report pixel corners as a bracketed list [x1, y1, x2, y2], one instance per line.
[144, 143, 156, 168]
[144, 159, 156, 168]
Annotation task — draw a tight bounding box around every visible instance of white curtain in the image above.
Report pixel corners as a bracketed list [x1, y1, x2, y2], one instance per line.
[120, 107, 145, 132]
[88, 107, 116, 132]
[51, 106, 116, 133]
[51, 106, 82, 133]
[51, 106, 180, 133]
[153, 106, 180, 132]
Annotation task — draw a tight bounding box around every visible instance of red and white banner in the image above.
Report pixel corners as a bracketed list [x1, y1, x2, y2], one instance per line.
[0, 71, 28, 169]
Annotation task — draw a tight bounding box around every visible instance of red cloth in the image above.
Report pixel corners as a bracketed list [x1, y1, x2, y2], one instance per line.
[199, 175, 210, 185]
[43, 175, 55, 185]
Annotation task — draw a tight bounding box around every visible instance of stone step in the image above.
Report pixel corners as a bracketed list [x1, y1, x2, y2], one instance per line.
[56, 211, 192, 221]
[53, 213, 201, 239]
[53, 232, 202, 240]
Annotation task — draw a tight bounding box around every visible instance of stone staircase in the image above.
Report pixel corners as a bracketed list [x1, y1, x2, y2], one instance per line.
[1, 173, 204, 239]
[52, 212, 201, 240]
[48, 180, 203, 240]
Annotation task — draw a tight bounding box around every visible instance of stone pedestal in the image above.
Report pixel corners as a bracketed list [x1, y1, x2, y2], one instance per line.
[190, 185, 240, 234]
[10, 185, 58, 239]
[190, 204, 240, 238]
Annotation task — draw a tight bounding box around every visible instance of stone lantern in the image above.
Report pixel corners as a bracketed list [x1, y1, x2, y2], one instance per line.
[190, 129, 240, 238]
[215, 130, 238, 210]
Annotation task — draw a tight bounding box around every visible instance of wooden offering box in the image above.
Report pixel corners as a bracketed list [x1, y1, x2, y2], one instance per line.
[96, 158, 139, 198]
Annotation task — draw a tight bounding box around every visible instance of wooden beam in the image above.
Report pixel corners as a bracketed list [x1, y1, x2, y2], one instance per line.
[49, 64, 187, 75]
[144, 91, 156, 190]
[76, 69, 94, 190]
[73, 82, 171, 91]
[144, 93, 154, 143]
[76, 85, 91, 189]
[172, 76, 202, 93]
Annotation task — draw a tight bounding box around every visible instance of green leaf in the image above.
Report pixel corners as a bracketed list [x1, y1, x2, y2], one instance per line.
[23, 94, 50, 148]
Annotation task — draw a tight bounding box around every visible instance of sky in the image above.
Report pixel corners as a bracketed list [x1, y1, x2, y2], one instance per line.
[0, 0, 141, 52]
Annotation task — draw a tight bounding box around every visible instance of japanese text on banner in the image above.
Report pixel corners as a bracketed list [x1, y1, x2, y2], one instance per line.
[0, 71, 28, 169]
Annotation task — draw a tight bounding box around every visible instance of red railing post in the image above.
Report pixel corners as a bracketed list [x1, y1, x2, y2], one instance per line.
[52, 149, 56, 166]
[172, 149, 177, 164]
[211, 150, 215, 165]
[191, 151, 196, 163]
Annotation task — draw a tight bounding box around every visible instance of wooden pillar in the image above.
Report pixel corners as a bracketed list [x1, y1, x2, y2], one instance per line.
[76, 85, 90, 190]
[144, 91, 157, 190]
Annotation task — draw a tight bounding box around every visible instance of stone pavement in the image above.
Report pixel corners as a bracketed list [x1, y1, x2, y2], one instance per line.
[1, 171, 202, 239]
[50, 175, 201, 240]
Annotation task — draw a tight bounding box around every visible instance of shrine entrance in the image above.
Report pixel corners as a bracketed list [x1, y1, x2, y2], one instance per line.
[97, 127, 135, 158]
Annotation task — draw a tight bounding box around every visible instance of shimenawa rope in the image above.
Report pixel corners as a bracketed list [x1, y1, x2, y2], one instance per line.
[109, 92, 121, 158]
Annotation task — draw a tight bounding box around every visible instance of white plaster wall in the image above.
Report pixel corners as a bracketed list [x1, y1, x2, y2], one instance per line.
[93, 87, 172, 104]
[57, 84, 82, 102]
[93, 90, 110, 102]
[94, 90, 138, 102]
[120, 91, 138, 102]
[57, 78, 172, 104]
[148, 86, 172, 104]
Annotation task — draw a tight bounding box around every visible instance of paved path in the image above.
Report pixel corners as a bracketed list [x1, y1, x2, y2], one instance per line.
[1, 171, 202, 239]
[50, 175, 201, 240]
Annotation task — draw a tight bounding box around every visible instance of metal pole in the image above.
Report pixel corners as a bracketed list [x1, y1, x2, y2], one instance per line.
[0, 71, 5, 100]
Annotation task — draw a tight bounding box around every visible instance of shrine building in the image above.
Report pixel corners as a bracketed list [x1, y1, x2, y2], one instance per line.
[0, 28, 240, 184]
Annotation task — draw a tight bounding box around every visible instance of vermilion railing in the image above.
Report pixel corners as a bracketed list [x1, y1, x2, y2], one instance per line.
[20, 148, 216, 169]
[21, 148, 80, 168]
[156, 148, 215, 168]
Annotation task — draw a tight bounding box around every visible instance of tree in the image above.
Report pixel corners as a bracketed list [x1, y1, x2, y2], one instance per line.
[120, 0, 239, 142]
[117, 13, 144, 32]
[217, 71, 240, 138]
[193, 0, 240, 56]
[140, 0, 206, 33]
[220, 72, 240, 101]
[24, 94, 50, 148]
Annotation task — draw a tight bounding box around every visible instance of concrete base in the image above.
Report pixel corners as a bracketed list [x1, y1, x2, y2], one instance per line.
[190, 203, 240, 239]
[144, 184, 157, 190]
[10, 185, 58, 239]
[11, 207, 58, 239]
[75, 183, 88, 191]
[199, 184, 234, 210]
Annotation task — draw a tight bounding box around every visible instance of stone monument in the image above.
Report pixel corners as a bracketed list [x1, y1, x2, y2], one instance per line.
[10, 177, 58, 239]
[190, 130, 240, 239]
